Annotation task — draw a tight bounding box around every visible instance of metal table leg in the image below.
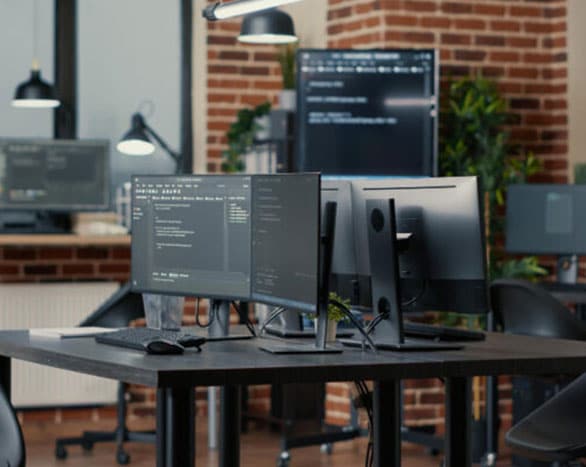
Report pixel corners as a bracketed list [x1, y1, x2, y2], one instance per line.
[220, 384, 241, 467]
[156, 386, 195, 467]
[373, 380, 401, 467]
[445, 377, 472, 467]
[208, 387, 218, 449]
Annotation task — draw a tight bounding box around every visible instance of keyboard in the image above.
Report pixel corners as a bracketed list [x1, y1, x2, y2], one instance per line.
[96, 328, 206, 352]
[403, 322, 485, 342]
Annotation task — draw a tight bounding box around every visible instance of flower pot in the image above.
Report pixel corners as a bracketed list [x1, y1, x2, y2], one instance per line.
[314, 318, 338, 343]
[279, 89, 296, 111]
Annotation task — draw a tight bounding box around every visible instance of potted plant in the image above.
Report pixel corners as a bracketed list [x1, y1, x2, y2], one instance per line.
[277, 43, 297, 111]
[306, 292, 351, 342]
[221, 101, 272, 173]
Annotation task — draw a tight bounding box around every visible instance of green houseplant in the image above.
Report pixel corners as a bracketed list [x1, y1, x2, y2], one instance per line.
[440, 76, 546, 282]
[306, 292, 351, 342]
[221, 101, 272, 173]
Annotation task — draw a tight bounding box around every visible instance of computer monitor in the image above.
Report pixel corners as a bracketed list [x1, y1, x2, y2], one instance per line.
[131, 175, 252, 301]
[506, 184, 586, 284]
[251, 174, 321, 313]
[296, 49, 438, 176]
[131, 173, 321, 314]
[0, 138, 110, 211]
[351, 176, 488, 315]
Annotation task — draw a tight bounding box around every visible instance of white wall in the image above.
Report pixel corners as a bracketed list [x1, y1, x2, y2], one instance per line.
[569, 0, 586, 180]
[78, 0, 181, 189]
[0, 0, 54, 137]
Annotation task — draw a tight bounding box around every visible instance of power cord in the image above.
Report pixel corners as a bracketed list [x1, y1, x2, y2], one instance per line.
[195, 298, 215, 329]
[231, 301, 257, 337]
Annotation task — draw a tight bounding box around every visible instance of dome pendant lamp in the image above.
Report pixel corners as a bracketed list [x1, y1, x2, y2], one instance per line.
[238, 9, 298, 45]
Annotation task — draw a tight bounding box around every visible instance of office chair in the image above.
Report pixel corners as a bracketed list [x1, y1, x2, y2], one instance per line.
[54, 283, 155, 465]
[490, 279, 586, 340]
[505, 372, 586, 466]
[0, 386, 25, 467]
[490, 279, 586, 466]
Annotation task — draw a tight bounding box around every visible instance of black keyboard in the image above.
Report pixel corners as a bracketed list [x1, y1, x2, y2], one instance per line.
[96, 328, 206, 352]
[403, 322, 485, 342]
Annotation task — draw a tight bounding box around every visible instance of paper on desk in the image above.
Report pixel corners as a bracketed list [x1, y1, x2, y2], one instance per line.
[29, 327, 114, 338]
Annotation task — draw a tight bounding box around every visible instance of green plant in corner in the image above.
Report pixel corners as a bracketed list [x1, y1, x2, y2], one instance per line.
[221, 101, 272, 173]
[440, 75, 546, 282]
[305, 292, 351, 323]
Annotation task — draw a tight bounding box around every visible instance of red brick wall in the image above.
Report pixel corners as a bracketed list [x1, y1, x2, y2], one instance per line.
[326, 0, 568, 182]
[205, 0, 284, 173]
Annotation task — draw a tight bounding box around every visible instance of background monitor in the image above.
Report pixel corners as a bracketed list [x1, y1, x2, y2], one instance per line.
[351, 177, 488, 314]
[251, 174, 321, 313]
[506, 184, 586, 255]
[131, 175, 252, 301]
[296, 49, 437, 176]
[0, 138, 110, 211]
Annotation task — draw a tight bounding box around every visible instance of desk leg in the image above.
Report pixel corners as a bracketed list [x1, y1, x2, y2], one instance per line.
[373, 380, 401, 467]
[156, 386, 195, 467]
[445, 377, 472, 467]
[220, 384, 241, 467]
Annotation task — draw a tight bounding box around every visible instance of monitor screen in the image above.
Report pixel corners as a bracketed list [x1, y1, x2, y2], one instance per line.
[251, 174, 320, 313]
[0, 139, 110, 211]
[131, 175, 252, 300]
[506, 184, 586, 255]
[351, 177, 487, 314]
[131, 174, 321, 311]
[296, 49, 437, 176]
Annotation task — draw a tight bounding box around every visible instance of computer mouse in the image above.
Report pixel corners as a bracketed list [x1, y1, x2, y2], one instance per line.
[143, 339, 185, 355]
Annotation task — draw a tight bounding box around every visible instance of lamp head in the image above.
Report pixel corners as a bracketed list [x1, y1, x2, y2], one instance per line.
[238, 9, 298, 44]
[117, 113, 156, 156]
[12, 69, 60, 109]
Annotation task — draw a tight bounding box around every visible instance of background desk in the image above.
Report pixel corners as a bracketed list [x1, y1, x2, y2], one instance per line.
[1, 332, 586, 467]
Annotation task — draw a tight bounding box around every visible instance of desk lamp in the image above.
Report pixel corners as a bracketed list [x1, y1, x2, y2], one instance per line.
[203, 0, 302, 20]
[117, 112, 183, 174]
[238, 9, 298, 44]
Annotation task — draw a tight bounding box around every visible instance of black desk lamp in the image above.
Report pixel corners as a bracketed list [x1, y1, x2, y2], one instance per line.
[117, 112, 183, 174]
[238, 9, 298, 44]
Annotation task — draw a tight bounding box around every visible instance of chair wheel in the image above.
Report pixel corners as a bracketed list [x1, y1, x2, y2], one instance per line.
[320, 443, 333, 454]
[277, 451, 290, 467]
[81, 440, 94, 452]
[117, 450, 130, 465]
[55, 444, 68, 460]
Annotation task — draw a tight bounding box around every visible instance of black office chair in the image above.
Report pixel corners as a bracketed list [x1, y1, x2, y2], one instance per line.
[0, 386, 26, 467]
[505, 372, 586, 466]
[490, 279, 586, 466]
[490, 279, 586, 340]
[55, 283, 155, 465]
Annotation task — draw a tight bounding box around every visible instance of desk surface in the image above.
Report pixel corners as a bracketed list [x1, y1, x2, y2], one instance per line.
[0, 331, 585, 388]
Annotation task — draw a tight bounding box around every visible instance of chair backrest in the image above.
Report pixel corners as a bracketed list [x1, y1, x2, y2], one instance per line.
[490, 279, 586, 340]
[0, 387, 25, 467]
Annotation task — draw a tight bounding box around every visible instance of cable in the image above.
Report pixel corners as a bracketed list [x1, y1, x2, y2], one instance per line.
[258, 306, 286, 335]
[401, 279, 428, 308]
[365, 312, 389, 335]
[231, 301, 257, 337]
[329, 299, 378, 353]
[195, 298, 215, 329]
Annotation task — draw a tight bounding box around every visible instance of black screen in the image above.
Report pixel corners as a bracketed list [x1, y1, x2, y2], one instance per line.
[296, 49, 437, 176]
[251, 174, 320, 312]
[0, 139, 109, 210]
[131, 175, 252, 300]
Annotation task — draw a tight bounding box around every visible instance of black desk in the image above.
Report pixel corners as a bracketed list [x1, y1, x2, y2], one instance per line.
[2, 332, 586, 467]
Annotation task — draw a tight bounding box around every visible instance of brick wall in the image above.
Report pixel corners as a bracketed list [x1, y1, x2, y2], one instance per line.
[205, 0, 284, 173]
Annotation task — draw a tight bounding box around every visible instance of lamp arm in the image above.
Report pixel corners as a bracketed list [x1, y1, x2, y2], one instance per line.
[143, 124, 183, 170]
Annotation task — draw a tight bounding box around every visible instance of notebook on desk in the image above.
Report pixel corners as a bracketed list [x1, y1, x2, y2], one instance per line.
[29, 327, 114, 338]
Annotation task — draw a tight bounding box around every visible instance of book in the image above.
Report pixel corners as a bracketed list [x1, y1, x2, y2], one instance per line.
[29, 327, 115, 339]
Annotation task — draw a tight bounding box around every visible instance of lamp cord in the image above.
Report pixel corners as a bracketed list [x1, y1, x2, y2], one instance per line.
[32, 0, 40, 67]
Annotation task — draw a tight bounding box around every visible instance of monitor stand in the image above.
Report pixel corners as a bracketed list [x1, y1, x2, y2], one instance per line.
[340, 198, 462, 352]
[0, 211, 72, 234]
[207, 300, 254, 342]
[557, 255, 578, 284]
[264, 308, 354, 339]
